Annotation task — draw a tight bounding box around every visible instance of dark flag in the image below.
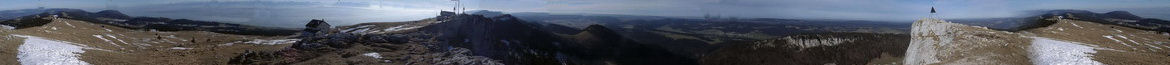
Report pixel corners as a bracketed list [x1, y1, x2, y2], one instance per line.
[931, 7, 936, 13]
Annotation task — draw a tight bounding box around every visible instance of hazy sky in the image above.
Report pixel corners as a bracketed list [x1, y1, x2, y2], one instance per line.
[2, 0, 1169, 26]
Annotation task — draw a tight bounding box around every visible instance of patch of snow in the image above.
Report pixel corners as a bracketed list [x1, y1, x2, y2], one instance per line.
[170, 47, 192, 50]
[13, 35, 92, 65]
[1113, 29, 1123, 33]
[381, 25, 422, 32]
[242, 39, 300, 45]
[1103, 35, 1134, 48]
[1142, 43, 1162, 50]
[363, 52, 382, 58]
[1029, 37, 1103, 65]
[92, 35, 122, 48]
[1070, 23, 1083, 28]
[219, 41, 242, 46]
[165, 35, 187, 41]
[41, 30, 55, 33]
[1, 25, 14, 30]
[103, 28, 113, 32]
[350, 28, 371, 34]
[1114, 35, 1139, 43]
[105, 34, 130, 46]
[62, 21, 75, 28]
[341, 25, 373, 33]
[1115, 35, 1143, 48]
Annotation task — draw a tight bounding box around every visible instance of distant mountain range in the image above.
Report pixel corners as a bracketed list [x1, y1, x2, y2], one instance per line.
[231, 12, 696, 65]
[469, 10, 911, 58]
[0, 8, 297, 36]
[951, 10, 1170, 32]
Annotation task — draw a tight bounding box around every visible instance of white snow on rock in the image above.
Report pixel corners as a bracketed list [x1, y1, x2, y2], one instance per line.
[1070, 22, 1083, 28]
[104, 34, 130, 46]
[1103, 35, 1137, 50]
[341, 25, 374, 33]
[1029, 37, 1103, 65]
[92, 35, 122, 48]
[342, 25, 422, 34]
[363, 52, 382, 58]
[381, 25, 422, 32]
[62, 20, 76, 28]
[2, 25, 15, 30]
[13, 35, 92, 65]
[103, 28, 113, 32]
[170, 47, 193, 50]
[1115, 35, 1141, 44]
[240, 39, 300, 45]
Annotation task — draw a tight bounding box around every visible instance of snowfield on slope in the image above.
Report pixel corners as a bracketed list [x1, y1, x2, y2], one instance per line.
[1029, 37, 1103, 65]
[340, 25, 424, 34]
[221, 39, 301, 46]
[243, 39, 299, 45]
[13, 35, 92, 65]
[363, 52, 382, 59]
[1, 25, 13, 30]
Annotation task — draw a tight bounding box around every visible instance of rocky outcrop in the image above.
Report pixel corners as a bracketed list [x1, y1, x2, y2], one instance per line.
[904, 18, 1032, 65]
[701, 33, 909, 65]
[414, 14, 568, 65]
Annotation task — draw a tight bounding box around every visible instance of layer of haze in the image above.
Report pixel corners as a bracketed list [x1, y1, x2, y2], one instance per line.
[2, 0, 1168, 28]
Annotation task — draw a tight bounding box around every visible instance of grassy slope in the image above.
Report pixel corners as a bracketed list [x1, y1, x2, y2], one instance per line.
[0, 17, 291, 65]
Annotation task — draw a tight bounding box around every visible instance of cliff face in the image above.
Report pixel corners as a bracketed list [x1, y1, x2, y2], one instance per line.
[904, 18, 1032, 65]
[701, 33, 909, 65]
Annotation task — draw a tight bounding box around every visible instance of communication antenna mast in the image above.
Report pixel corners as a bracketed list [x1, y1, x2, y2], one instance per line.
[451, 0, 461, 14]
